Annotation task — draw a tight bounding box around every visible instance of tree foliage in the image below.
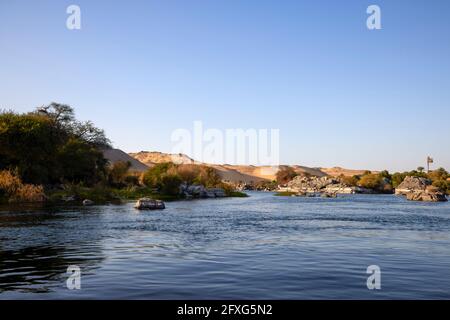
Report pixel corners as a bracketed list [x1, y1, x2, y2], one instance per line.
[142, 162, 224, 195]
[0, 103, 109, 185]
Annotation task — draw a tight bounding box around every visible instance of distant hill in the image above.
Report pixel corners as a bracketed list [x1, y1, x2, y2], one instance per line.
[129, 151, 199, 166]
[126, 150, 371, 183]
[319, 167, 377, 177]
[102, 149, 149, 172]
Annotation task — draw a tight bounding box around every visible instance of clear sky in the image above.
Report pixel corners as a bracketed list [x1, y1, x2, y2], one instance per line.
[1, 0, 449, 172]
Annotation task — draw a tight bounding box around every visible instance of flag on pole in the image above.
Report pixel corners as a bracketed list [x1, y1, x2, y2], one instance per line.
[427, 156, 434, 173]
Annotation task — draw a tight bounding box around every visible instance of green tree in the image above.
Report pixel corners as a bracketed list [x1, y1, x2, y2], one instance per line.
[57, 138, 107, 184]
[391, 172, 407, 188]
[358, 174, 383, 190]
[339, 174, 359, 187]
[0, 104, 110, 186]
[142, 162, 175, 188]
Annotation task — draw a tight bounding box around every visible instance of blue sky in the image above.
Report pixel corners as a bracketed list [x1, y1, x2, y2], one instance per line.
[1, 0, 449, 171]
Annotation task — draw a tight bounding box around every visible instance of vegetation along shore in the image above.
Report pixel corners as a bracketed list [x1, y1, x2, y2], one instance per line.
[1, 103, 448, 204]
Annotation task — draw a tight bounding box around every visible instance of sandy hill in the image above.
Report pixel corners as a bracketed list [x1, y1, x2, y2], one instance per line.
[129, 151, 199, 166]
[125, 151, 370, 183]
[102, 149, 149, 172]
[320, 167, 376, 177]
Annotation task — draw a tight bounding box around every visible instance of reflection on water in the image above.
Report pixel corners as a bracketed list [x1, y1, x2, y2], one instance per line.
[1, 193, 450, 299]
[0, 245, 103, 293]
[0, 204, 105, 295]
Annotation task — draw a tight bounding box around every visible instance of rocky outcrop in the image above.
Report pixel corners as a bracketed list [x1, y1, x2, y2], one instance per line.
[405, 186, 447, 202]
[395, 176, 431, 195]
[179, 183, 226, 198]
[134, 198, 165, 210]
[323, 184, 356, 194]
[285, 176, 338, 193]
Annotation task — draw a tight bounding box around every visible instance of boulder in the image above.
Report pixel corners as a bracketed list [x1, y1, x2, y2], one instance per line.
[324, 184, 355, 194]
[180, 183, 226, 198]
[405, 186, 447, 202]
[206, 188, 226, 197]
[134, 198, 165, 210]
[82, 199, 94, 206]
[285, 175, 338, 193]
[321, 192, 337, 198]
[395, 176, 431, 195]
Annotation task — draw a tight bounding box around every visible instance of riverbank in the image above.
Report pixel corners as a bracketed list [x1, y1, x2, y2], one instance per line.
[37, 185, 248, 205]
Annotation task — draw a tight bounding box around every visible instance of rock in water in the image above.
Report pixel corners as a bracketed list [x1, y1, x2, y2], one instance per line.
[321, 192, 337, 198]
[82, 199, 94, 206]
[179, 183, 226, 198]
[405, 186, 447, 202]
[206, 188, 226, 197]
[134, 198, 166, 210]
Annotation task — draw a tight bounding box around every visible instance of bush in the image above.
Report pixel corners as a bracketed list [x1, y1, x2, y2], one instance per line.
[142, 163, 224, 195]
[12, 184, 46, 202]
[428, 168, 448, 183]
[0, 169, 22, 195]
[339, 175, 359, 187]
[391, 172, 407, 188]
[107, 161, 132, 187]
[274, 191, 297, 196]
[195, 166, 222, 187]
[142, 162, 175, 188]
[358, 174, 384, 190]
[432, 179, 448, 193]
[0, 170, 46, 202]
[159, 174, 183, 196]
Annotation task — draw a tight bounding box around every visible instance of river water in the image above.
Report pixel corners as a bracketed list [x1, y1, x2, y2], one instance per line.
[1, 192, 450, 299]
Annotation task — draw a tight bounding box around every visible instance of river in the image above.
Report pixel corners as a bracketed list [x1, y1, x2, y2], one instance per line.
[1, 192, 450, 299]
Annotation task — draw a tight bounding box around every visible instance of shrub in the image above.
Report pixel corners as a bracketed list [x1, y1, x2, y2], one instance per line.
[358, 174, 384, 190]
[159, 174, 183, 196]
[391, 172, 407, 188]
[12, 184, 46, 202]
[108, 161, 132, 186]
[142, 162, 174, 188]
[0, 169, 22, 195]
[432, 179, 448, 193]
[142, 163, 223, 195]
[0, 170, 46, 202]
[428, 168, 448, 183]
[339, 175, 359, 187]
[195, 166, 222, 187]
